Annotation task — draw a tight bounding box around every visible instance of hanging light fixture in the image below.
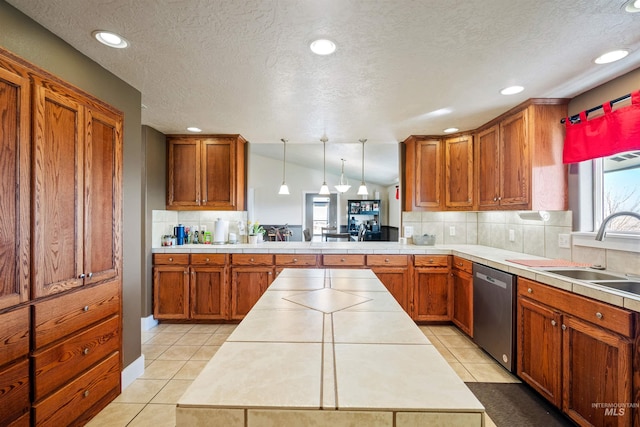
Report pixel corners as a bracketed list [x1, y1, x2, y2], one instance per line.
[278, 138, 290, 195]
[334, 158, 351, 193]
[357, 138, 369, 196]
[319, 136, 330, 195]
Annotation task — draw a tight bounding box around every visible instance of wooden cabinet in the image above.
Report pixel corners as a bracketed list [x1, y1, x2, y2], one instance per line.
[275, 255, 318, 277]
[517, 277, 635, 426]
[0, 65, 30, 310]
[444, 135, 474, 210]
[190, 254, 228, 320]
[0, 307, 30, 426]
[367, 255, 411, 313]
[451, 256, 473, 336]
[402, 137, 442, 211]
[475, 100, 568, 210]
[230, 254, 274, 320]
[32, 77, 123, 298]
[322, 254, 366, 267]
[166, 135, 247, 210]
[412, 255, 451, 321]
[153, 254, 190, 320]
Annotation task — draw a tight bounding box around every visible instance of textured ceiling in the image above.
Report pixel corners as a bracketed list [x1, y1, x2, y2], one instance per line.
[8, 0, 640, 185]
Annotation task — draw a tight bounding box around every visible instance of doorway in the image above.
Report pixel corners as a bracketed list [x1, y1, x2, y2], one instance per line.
[304, 193, 338, 241]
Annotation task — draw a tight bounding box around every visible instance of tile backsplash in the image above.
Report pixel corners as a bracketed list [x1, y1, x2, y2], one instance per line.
[152, 210, 247, 247]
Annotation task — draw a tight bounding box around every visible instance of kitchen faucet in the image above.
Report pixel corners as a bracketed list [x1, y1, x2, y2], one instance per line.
[595, 211, 640, 241]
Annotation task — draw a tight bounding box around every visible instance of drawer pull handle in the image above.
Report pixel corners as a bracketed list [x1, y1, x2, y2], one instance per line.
[293, 258, 298, 262]
[205, 258, 210, 262]
[596, 312, 603, 320]
[83, 348, 90, 355]
[385, 258, 390, 263]
[88, 272, 93, 278]
[83, 306, 89, 312]
[250, 258, 255, 262]
[79, 273, 85, 279]
[457, 262, 463, 266]
[561, 324, 567, 331]
[169, 257, 173, 262]
[551, 320, 557, 326]
[341, 258, 346, 262]
[429, 259, 434, 263]
[83, 390, 90, 398]
[527, 288, 533, 294]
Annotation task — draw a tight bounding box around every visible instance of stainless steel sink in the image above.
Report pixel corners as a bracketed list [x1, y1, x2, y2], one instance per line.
[541, 269, 623, 281]
[591, 281, 640, 296]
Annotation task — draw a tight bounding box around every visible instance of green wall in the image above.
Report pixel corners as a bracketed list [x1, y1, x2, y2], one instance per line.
[0, 1, 143, 368]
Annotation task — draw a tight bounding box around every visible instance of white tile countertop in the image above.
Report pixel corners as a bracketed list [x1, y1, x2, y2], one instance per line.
[176, 268, 485, 427]
[153, 242, 640, 312]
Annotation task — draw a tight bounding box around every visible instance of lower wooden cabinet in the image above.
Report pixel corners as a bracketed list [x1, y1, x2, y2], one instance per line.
[517, 277, 635, 426]
[451, 256, 473, 336]
[0, 359, 30, 426]
[230, 267, 273, 320]
[367, 255, 410, 312]
[412, 255, 451, 321]
[191, 266, 227, 320]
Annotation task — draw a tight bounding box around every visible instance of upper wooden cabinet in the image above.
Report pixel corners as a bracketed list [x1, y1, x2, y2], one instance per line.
[444, 135, 474, 210]
[32, 78, 123, 298]
[167, 135, 247, 210]
[0, 63, 30, 309]
[475, 100, 568, 211]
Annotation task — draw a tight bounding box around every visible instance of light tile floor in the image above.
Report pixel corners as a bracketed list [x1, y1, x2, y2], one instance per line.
[88, 323, 515, 426]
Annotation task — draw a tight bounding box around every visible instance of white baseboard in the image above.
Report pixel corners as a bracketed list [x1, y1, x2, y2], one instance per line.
[141, 314, 158, 331]
[121, 354, 145, 390]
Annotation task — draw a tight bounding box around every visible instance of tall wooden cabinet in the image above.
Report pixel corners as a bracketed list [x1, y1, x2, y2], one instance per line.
[0, 47, 123, 426]
[166, 135, 247, 210]
[475, 100, 568, 210]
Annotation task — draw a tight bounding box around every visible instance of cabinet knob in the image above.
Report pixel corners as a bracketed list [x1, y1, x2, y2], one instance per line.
[293, 258, 298, 263]
[79, 273, 86, 279]
[341, 258, 346, 262]
[551, 320, 557, 326]
[429, 258, 434, 263]
[498, 197, 502, 201]
[596, 312, 603, 320]
[385, 258, 390, 263]
[527, 288, 533, 294]
[169, 257, 173, 262]
[456, 262, 463, 266]
[493, 197, 498, 202]
[268, 272, 272, 275]
[83, 347, 90, 355]
[561, 324, 567, 330]
[250, 258, 255, 262]
[88, 272, 93, 278]
[83, 306, 89, 312]
[205, 258, 210, 262]
[83, 390, 90, 398]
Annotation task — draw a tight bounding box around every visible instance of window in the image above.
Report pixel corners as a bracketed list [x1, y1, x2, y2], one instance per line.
[594, 150, 640, 233]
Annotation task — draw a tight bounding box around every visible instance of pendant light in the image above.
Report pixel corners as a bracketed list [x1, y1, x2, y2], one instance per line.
[357, 138, 369, 196]
[334, 158, 351, 193]
[319, 136, 330, 195]
[278, 138, 290, 195]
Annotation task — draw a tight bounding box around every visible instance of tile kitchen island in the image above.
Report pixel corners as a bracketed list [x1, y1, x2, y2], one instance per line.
[176, 268, 484, 427]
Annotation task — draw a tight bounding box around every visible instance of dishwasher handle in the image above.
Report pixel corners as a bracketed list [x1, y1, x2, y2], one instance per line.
[475, 272, 508, 289]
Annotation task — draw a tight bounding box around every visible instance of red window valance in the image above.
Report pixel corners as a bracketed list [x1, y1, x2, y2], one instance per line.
[563, 90, 640, 164]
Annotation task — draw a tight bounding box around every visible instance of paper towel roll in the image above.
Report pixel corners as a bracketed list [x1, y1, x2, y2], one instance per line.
[214, 219, 228, 244]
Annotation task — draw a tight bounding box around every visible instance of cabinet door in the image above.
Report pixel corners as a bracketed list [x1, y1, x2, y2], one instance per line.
[451, 268, 473, 336]
[32, 83, 84, 298]
[414, 139, 442, 209]
[167, 138, 201, 207]
[190, 266, 228, 320]
[517, 296, 562, 407]
[201, 138, 236, 209]
[0, 359, 30, 426]
[413, 269, 450, 321]
[445, 135, 473, 209]
[476, 125, 500, 209]
[230, 267, 273, 320]
[153, 265, 189, 319]
[499, 109, 530, 207]
[371, 267, 409, 313]
[83, 108, 122, 286]
[0, 66, 30, 308]
[562, 316, 633, 427]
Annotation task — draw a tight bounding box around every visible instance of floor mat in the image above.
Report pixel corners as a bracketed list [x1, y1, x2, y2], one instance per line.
[465, 382, 575, 427]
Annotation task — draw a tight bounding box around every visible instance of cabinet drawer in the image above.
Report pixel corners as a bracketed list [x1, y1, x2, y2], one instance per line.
[33, 280, 120, 349]
[414, 255, 450, 268]
[0, 359, 30, 426]
[32, 315, 120, 401]
[191, 253, 228, 265]
[231, 254, 274, 266]
[322, 254, 365, 267]
[275, 254, 317, 266]
[366, 255, 409, 267]
[0, 306, 29, 366]
[153, 253, 189, 265]
[518, 277, 635, 338]
[452, 256, 473, 274]
[33, 351, 120, 427]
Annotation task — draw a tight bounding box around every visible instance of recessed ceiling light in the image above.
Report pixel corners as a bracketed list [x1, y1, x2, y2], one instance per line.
[624, 0, 640, 12]
[443, 127, 459, 133]
[187, 127, 202, 133]
[310, 39, 336, 55]
[92, 30, 129, 48]
[594, 49, 629, 64]
[500, 86, 524, 95]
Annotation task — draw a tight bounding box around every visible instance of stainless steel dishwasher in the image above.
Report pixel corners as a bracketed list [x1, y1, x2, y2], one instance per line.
[472, 263, 516, 372]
